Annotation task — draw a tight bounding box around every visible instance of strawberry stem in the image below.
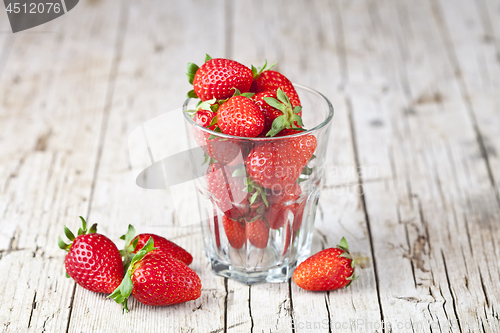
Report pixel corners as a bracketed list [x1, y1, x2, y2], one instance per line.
[109, 237, 157, 312]
[264, 88, 306, 137]
[119, 224, 137, 270]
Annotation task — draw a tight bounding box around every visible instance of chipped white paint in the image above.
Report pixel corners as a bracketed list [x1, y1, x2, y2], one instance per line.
[0, 0, 499, 332]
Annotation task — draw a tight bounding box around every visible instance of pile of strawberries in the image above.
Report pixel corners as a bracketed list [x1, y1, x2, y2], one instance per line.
[186, 56, 317, 253]
[58, 217, 201, 311]
[186, 56, 357, 291]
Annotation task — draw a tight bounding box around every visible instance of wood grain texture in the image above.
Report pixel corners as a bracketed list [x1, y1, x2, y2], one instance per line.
[0, 0, 499, 332]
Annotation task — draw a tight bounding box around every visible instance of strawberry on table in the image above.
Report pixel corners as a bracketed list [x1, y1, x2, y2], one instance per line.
[293, 238, 357, 291]
[120, 225, 193, 266]
[58, 217, 124, 294]
[110, 238, 202, 311]
[217, 95, 264, 137]
[187, 55, 253, 101]
[246, 135, 317, 188]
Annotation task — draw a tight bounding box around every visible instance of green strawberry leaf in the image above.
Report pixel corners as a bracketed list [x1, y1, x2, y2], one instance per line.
[266, 115, 286, 137]
[251, 60, 277, 78]
[58, 237, 70, 251]
[65, 271, 70, 278]
[109, 237, 157, 312]
[209, 115, 218, 128]
[293, 106, 302, 114]
[276, 88, 291, 106]
[88, 224, 97, 234]
[260, 190, 269, 207]
[250, 191, 259, 205]
[186, 63, 199, 85]
[197, 98, 217, 111]
[241, 92, 255, 99]
[232, 168, 247, 177]
[184, 109, 197, 118]
[291, 114, 304, 128]
[63, 226, 75, 241]
[187, 90, 198, 99]
[251, 65, 258, 77]
[263, 97, 287, 113]
[205, 54, 212, 62]
[338, 237, 349, 252]
[231, 88, 241, 96]
[79, 216, 87, 233]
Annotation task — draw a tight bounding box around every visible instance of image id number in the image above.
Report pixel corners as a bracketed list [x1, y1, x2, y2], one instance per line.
[6, 2, 62, 14]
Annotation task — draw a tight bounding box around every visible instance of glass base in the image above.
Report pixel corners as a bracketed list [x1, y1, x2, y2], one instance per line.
[210, 257, 300, 284]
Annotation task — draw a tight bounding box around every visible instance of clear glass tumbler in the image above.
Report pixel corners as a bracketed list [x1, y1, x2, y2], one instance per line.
[183, 84, 333, 284]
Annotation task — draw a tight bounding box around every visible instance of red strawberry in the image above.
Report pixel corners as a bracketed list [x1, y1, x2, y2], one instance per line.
[253, 91, 284, 135]
[217, 95, 264, 137]
[265, 183, 302, 230]
[250, 69, 301, 107]
[131, 233, 193, 265]
[276, 128, 305, 137]
[110, 238, 201, 311]
[206, 162, 248, 220]
[222, 215, 246, 249]
[246, 135, 317, 188]
[58, 217, 124, 294]
[187, 56, 253, 101]
[293, 238, 357, 291]
[246, 219, 269, 249]
[253, 89, 304, 137]
[193, 109, 217, 130]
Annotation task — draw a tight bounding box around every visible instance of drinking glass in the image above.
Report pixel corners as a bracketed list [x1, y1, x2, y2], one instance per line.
[183, 84, 333, 284]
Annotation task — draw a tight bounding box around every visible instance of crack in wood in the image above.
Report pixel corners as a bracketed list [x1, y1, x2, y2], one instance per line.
[429, 0, 500, 209]
[27, 291, 37, 328]
[287, 279, 295, 333]
[441, 250, 463, 333]
[248, 285, 253, 333]
[346, 96, 386, 332]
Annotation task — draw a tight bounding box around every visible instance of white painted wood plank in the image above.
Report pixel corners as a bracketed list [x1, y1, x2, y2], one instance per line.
[341, 0, 500, 331]
[230, 1, 382, 332]
[0, 0, 123, 332]
[67, 1, 229, 332]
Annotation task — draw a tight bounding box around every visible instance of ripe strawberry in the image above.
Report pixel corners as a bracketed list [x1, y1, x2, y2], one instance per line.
[265, 183, 302, 230]
[193, 109, 217, 130]
[110, 238, 201, 311]
[246, 135, 317, 188]
[253, 89, 304, 137]
[129, 232, 193, 265]
[206, 162, 248, 220]
[222, 215, 246, 249]
[58, 217, 124, 294]
[187, 55, 253, 101]
[246, 219, 269, 249]
[293, 238, 357, 291]
[250, 66, 301, 107]
[217, 95, 264, 137]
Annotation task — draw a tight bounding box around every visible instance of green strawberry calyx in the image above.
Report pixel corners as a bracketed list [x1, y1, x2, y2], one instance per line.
[58, 216, 97, 252]
[264, 88, 306, 137]
[186, 54, 213, 98]
[251, 60, 277, 79]
[336, 237, 358, 286]
[109, 237, 157, 312]
[119, 224, 139, 271]
[232, 168, 269, 207]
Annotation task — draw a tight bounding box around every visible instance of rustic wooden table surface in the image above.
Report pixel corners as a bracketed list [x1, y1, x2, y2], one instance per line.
[1, 0, 500, 332]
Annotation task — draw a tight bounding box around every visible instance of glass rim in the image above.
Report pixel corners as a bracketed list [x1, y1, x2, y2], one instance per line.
[182, 83, 334, 141]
